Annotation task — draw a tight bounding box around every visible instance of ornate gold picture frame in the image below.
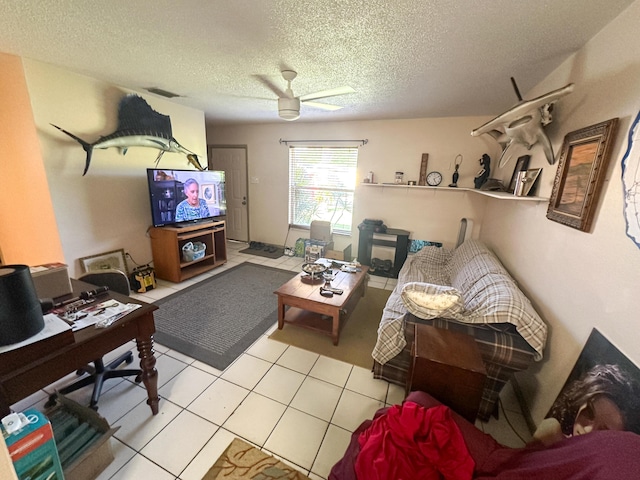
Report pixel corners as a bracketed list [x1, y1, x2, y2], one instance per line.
[547, 118, 618, 231]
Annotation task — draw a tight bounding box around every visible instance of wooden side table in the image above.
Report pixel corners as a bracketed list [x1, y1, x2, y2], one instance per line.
[406, 324, 487, 422]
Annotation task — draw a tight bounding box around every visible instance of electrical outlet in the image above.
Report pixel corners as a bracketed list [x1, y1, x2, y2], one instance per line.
[250, 176, 259, 184]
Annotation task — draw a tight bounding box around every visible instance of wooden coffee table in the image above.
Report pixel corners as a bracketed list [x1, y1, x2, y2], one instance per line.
[274, 265, 368, 345]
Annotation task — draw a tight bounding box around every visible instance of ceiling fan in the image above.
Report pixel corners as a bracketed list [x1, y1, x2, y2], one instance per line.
[260, 70, 355, 121]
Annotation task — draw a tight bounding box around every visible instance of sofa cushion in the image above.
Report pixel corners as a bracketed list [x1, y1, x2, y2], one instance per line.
[401, 282, 464, 319]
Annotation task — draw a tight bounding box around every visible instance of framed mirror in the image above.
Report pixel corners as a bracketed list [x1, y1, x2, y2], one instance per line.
[547, 118, 618, 231]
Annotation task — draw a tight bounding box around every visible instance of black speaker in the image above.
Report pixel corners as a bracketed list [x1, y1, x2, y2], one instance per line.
[0, 264, 45, 346]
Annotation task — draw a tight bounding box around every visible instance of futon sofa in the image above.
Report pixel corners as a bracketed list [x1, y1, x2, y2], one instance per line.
[329, 391, 640, 479]
[372, 239, 547, 421]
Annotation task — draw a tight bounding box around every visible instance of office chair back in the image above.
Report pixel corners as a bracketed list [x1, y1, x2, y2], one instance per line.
[78, 269, 130, 295]
[48, 267, 138, 411]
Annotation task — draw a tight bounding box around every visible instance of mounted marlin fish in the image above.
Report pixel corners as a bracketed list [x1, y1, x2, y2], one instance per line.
[51, 94, 206, 175]
[471, 78, 574, 168]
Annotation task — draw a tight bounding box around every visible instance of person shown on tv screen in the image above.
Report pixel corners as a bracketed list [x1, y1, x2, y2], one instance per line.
[175, 178, 210, 222]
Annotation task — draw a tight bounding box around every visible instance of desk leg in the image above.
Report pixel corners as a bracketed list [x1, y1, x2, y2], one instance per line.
[136, 335, 159, 415]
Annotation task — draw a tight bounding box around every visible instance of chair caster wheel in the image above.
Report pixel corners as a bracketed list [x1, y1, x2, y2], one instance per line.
[44, 395, 57, 408]
[125, 352, 134, 364]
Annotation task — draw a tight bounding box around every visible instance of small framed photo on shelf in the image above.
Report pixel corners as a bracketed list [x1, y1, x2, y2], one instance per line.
[508, 155, 531, 193]
[79, 248, 128, 276]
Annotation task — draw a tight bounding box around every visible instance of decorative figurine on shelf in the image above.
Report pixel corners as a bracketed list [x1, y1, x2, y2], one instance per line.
[474, 154, 491, 189]
[449, 154, 463, 187]
[471, 78, 574, 168]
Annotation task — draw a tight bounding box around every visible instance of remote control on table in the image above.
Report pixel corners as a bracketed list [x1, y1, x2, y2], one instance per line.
[320, 286, 343, 295]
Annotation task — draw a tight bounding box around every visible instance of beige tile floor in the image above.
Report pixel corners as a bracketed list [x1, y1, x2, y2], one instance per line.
[10, 241, 532, 479]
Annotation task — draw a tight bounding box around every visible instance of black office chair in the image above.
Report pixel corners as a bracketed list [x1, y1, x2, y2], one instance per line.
[47, 269, 142, 410]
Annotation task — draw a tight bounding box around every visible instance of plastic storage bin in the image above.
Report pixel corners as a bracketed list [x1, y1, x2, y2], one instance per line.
[182, 241, 206, 262]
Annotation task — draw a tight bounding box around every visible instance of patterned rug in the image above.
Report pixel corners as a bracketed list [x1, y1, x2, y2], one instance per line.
[202, 438, 310, 479]
[153, 263, 296, 370]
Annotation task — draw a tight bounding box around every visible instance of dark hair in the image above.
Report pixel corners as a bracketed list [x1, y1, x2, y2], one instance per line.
[549, 364, 640, 435]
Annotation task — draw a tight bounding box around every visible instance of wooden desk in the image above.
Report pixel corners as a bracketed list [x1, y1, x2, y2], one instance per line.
[0, 280, 159, 417]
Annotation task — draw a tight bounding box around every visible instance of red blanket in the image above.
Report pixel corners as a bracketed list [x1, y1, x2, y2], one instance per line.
[355, 402, 474, 480]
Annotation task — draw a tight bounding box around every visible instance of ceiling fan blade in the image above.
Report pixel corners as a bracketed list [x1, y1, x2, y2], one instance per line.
[302, 101, 344, 111]
[253, 74, 286, 98]
[299, 86, 355, 102]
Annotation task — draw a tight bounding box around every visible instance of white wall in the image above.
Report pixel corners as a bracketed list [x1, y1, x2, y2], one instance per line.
[479, 1, 640, 422]
[208, 0, 640, 426]
[23, 60, 207, 278]
[208, 116, 500, 254]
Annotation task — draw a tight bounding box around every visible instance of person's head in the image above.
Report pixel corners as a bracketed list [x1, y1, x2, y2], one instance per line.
[549, 364, 640, 436]
[183, 179, 200, 206]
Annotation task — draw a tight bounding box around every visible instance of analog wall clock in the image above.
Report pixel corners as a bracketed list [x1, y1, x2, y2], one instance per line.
[426, 171, 443, 186]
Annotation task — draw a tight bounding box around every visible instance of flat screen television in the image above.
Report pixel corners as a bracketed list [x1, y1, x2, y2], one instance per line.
[146, 168, 226, 227]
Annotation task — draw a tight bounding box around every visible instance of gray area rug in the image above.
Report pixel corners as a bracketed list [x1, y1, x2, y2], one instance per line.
[153, 263, 297, 370]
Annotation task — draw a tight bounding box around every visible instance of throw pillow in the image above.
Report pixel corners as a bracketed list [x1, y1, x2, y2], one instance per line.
[401, 282, 464, 319]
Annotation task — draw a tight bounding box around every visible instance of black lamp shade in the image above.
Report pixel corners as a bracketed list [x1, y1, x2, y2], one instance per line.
[0, 264, 45, 346]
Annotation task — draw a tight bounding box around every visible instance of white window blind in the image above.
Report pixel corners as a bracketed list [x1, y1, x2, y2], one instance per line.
[288, 146, 358, 234]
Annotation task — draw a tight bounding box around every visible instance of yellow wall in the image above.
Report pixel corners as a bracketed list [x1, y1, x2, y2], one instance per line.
[208, 116, 500, 252]
[0, 53, 64, 265]
[21, 59, 207, 278]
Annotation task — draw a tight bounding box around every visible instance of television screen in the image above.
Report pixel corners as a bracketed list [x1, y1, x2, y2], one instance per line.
[146, 168, 226, 227]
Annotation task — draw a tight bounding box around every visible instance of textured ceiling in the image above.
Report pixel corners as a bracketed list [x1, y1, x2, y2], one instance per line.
[0, 0, 634, 125]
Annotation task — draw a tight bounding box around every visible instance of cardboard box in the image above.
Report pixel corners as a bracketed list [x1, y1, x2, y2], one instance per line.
[2, 409, 65, 480]
[30, 263, 72, 300]
[324, 244, 352, 261]
[304, 239, 333, 263]
[46, 395, 119, 480]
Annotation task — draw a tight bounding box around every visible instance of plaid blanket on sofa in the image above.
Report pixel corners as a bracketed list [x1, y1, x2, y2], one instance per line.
[372, 239, 547, 365]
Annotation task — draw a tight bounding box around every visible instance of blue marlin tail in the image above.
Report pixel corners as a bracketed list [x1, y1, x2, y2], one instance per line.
[51, 94, 205, 175]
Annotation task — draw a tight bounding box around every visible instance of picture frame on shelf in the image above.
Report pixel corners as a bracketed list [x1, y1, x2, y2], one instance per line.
[522, 168, 542, 196]
[508, 155, 531, 193]
[79, 248, 128, 276]
[547, 118, 618, 232]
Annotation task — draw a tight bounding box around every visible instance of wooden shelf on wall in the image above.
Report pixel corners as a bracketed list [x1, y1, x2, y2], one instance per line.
[359, 183, 548, 202]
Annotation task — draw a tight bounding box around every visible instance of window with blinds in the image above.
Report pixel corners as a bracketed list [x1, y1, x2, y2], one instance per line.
[288, 146, 358, 234]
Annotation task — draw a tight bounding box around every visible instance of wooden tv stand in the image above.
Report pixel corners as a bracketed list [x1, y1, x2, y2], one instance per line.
[149, 221, 227, 283]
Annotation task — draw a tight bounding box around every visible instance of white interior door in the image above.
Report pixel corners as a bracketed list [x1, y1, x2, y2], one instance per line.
[208, 146, 249, 242]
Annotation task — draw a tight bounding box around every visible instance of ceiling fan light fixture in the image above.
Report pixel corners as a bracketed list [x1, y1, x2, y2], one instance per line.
[278, 97, 300, 121]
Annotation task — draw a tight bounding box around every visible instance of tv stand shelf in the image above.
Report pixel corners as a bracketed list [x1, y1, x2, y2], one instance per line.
[149, 221, 227, 283]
